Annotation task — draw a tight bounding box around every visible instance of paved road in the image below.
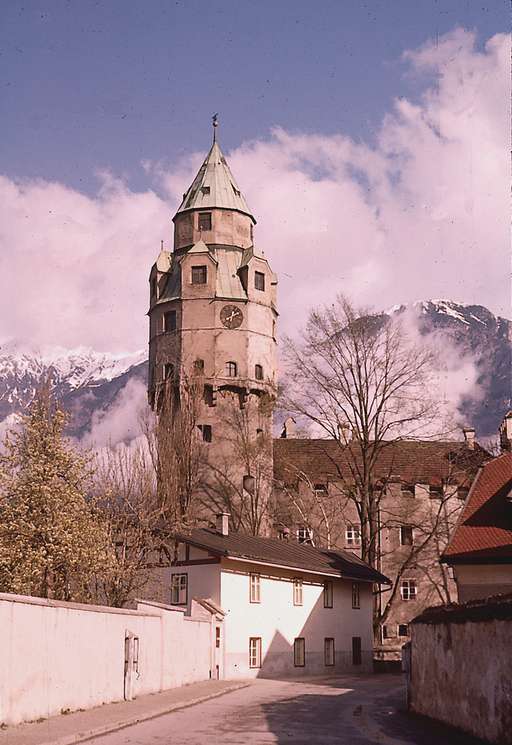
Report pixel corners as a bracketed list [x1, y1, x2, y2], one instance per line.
[90, 675, 485, 745]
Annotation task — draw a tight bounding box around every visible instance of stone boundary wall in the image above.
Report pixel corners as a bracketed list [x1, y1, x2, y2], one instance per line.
[0, 592, 214, 726]
[408, 594, 512, 745]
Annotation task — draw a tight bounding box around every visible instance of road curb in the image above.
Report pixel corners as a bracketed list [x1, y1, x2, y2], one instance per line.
[38, 682, 251, 745]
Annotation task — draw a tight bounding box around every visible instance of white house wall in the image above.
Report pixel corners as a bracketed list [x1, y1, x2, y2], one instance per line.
[218, 559, 373, 678]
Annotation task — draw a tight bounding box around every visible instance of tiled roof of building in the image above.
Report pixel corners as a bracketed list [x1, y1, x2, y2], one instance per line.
[177, 528, 390, 585]
[273, 438, 487, 487]
[443, 452, 512, 562]
[174, 141, 254, 221]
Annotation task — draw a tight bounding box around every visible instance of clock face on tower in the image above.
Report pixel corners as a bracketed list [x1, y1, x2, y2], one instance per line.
[220, 304, 243, 329]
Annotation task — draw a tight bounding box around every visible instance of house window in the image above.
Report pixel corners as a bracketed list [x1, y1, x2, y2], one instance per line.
[323, 580, 333, 608]
[352, 582, 360, 609]
[163, 310, 176, 332]
[225, 361, 237, 377]
[346, 524, 361, 548]
[297, 526, 313, 545]
[398, 624, 409, 638]
[352, 636, 362, 666]
[400, 526, 414, 546]
[294, 638, 305, 667]
[250, 573, 261, 603]
[198, 212, 212, 231]
[198, 424, 212, 442]
[429, 485, 443, 499]
[249, 637, 261, 668]
[255, 271, 265, 291]
[324, 638, 335, 667]
[293, 578, 303, 606]
[170, 573, 188, 605]
[400, 579, 417, 601]
[194, 358, 205, 374]
[255, 364, 264, 380]
[381, 625, 394, 640]
[163, 363, 174, 380]
[191, 265, 207, 284]
[215, 626, 221, 648]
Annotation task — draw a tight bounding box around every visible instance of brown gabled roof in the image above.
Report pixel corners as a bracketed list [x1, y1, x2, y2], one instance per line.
[273, 438, 487, 487]
[443, 452, 512, 563]
[177, 528, 390, 585]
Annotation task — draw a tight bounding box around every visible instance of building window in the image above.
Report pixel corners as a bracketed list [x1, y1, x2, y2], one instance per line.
[198, 212, 212, 231]
[191, 265, 207, 284]
[381, 625, 394, 640]
[314, 483, 328, 496]
[194, 358, 205, 374]
[255, 271, 265, 291]
[249, 637, 261, 668]
[352, 636, 362, 666]
[225, 361, 237, 377]
[293, 578, 303, 606]
[400, 579, 417, 601]
[250, 573, 261, 603]
[352, 582, 360, 609]
[400, 525, 414, 546]
[255, 364, 264, 380]
[323, 580, 333, 608]
[294, 638, 305, 667]
[398, 624, 409, 638]
[296, 526, 313, 545]
[346, 524, 361, 548]
[171, 573, 187, 605]
[163, 310, 176, 332]
[215, 626, 221, 648]
[324, 638, 335, 667]
[243, 474, 255, 494]
[429, 484, 443, 499]
[197, 424, 212, 442]
[200, 186, 210, 196]
[163, 363, 174, 380]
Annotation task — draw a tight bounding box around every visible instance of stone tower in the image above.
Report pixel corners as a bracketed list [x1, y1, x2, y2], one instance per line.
[148, 128, 277, 533]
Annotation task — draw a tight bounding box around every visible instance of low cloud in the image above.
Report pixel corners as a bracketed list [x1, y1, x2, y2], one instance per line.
[80, 377, 150, 449]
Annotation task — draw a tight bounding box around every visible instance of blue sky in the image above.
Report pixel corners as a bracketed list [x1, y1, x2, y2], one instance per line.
[0, 1, 507, 194]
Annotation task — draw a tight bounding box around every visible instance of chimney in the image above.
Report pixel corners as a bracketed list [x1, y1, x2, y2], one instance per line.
[463, 427, 476, 450]
[280, 417, 296, 439]
[500, 411, 512, 452]
[216, 513, 230, 536]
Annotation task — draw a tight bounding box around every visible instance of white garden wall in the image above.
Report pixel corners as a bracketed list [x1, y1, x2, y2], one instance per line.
[0, 592, 214, 726]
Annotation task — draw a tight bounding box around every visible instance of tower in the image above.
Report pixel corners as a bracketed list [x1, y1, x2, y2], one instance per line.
[148, 125, 277, 533]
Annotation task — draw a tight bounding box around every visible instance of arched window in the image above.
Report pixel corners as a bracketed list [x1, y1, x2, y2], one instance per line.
[255, 364, 263, 380]
[225, 361, 237, 377]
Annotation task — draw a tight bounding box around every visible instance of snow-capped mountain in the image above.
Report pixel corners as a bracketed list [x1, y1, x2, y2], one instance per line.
[0, 300, 509, 443]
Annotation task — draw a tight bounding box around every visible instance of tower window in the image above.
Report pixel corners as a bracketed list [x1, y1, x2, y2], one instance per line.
[191, 265, 207, 284]
[255, 271, 265, 291]
[163, 311, 176, 332]
[255, 364, 263, 380]
[163, 363, 174, 380]
[198, 212, 212, 231]
[399, 525, 414, 546]
[194, 359, 205, 374]
[225, 361, 237, 377]
[198, 424, 212, 442]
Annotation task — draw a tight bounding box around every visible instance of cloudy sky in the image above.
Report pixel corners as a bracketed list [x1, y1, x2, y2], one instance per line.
[0, 1, 509, 354]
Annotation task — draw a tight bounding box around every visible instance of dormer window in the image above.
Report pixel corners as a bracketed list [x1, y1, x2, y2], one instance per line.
[198, 212, 212, 231]
[191, 265, 207, 284]
[255, 271, 265, 291]
[200, 186, 210, 196]
[255, 364, 263, 381]
[232, 184, 241, 197]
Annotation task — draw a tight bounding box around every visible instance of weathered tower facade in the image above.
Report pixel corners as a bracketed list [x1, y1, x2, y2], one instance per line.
[148, 130, 277, 532]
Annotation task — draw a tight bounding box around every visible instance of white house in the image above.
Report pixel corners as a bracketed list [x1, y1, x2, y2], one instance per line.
[171, 514, 390, 678]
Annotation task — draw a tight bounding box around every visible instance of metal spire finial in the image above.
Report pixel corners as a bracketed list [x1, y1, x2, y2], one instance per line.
[212, 113, 219, 142]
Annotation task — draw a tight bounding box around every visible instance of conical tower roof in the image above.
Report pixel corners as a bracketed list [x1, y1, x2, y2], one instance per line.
[174, 140, 255, 222]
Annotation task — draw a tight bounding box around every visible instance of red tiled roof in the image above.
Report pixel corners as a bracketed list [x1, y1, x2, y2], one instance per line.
[273, 438, 486, 487]
[443, 452, 512, 562]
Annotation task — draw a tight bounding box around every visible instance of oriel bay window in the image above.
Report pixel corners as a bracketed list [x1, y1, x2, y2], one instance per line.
[249, 637, 261, 668]
[170, 573, 188, 605]
[254, 271, 265, 291]
[191, 265, 207, 284]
